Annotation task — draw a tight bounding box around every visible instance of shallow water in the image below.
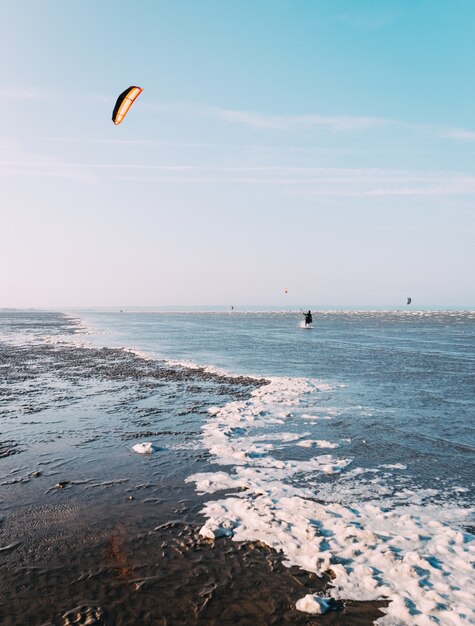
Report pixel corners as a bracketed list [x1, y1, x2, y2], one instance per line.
[69, 309, 475, 625]
[74, 309, 475, 499]
[0, 309, 474, 625]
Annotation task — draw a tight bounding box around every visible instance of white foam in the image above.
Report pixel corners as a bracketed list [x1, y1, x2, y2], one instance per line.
[187, 374, 475, 626]
[295, 595, 330, 614]
[301, 411, 336, 420]
[253, 432, 306, 443]
[164, 357, 236, 379]
[194, 483, 474, 625]
[132, 442, 160, 454]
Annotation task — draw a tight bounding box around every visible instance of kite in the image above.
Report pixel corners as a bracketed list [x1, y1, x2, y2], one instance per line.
[112, 86, 143, 125]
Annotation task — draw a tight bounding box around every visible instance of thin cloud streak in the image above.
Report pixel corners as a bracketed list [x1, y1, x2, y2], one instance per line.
[146, 101, 399, 131]
[104, 175, 475, 196]
[439, 128, 475, 142]
[36, 137, 223, 148]
[0, 87, 39, 99]
[208, 106, 475, 140]
[2, 160, 475, 195]
[143, 100, 475, 140]
[34, 136, 273, 150]
[31, 136, 377, 155]
[208, 106, 396, 131]
[0, 167, 93, 181]
[0, 160, 469, 177]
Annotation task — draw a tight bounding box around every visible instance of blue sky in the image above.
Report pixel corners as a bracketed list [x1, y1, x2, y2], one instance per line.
[1, 0, 474, 307]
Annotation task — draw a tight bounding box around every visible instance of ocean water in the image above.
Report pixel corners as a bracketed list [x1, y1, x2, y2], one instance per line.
[69, 309, 475, 625]
[1, 309, 474, 625]
[76, 310, 475, 495]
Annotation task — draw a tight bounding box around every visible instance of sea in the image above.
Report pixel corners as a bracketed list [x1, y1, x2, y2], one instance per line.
[0, 308, 474, 625]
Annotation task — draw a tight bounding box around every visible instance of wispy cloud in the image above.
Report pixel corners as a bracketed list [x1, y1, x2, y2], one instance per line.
[0, 136, 60, 166]
[143, 100, 475, 143]
[0, 87, 40, 99]
[35, 136, 246, 149]
[206, 106, 475, 141]
[207, 106, 395, 131]
[0, 136, 93, 181]
[3, 159, 472, 197]
[142, 100, 397, 132]
[438, 128, 475, 142]
[101, 166, 475, 196]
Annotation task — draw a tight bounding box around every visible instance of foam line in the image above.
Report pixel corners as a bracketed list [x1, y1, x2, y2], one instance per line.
[187, 376, 475, 625]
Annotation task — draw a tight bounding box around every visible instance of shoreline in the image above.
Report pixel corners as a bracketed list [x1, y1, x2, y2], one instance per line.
[0, 312, 386, 625]
[1, 311, 473, 625]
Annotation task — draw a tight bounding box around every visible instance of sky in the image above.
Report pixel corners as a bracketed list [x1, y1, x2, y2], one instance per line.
[1, 0, 474, 308]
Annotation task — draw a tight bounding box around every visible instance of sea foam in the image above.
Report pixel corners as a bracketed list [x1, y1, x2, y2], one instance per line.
[132, 442, 160, 454]
[187, 376, 475, 625]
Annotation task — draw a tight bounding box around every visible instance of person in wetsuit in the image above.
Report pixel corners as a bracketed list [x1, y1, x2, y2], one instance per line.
[303, 310, 313, 326]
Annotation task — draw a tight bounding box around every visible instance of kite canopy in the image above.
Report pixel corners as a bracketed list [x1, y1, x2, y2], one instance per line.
[112, 86, 143, 125]
[407, 297, 412, 305]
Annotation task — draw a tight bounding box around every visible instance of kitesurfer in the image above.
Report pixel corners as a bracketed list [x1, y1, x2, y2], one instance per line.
[303, 310, 313, 326]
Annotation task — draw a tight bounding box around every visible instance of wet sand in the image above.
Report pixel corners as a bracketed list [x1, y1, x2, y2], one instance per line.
[0, 487, 387, 626]
[0, 312, 387, 625]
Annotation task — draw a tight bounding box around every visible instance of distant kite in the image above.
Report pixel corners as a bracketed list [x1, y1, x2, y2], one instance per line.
[284, 288, 288, 294]
[112, 86, 143, 125]
[407, 297, 412, 305]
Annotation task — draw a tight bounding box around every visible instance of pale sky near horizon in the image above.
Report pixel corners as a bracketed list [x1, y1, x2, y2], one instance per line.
[1, 0, 474, 308]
